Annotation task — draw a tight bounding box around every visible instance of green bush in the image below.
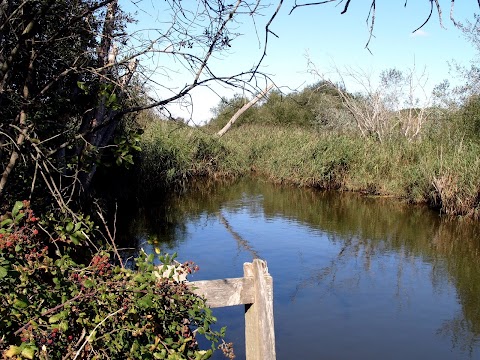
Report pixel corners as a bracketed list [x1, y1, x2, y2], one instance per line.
[0, 201, 228, 359]
[137, 121, 246, 192]
[460, 95, 480, 139]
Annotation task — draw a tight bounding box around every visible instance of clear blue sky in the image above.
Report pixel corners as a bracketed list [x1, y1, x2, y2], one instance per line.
[121, 0, 478, 124]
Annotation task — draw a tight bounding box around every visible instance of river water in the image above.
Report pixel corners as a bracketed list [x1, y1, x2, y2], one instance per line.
[119, 178, 480, 359]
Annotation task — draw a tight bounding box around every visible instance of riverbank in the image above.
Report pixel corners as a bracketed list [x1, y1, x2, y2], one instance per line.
[136, 120, 480, 219]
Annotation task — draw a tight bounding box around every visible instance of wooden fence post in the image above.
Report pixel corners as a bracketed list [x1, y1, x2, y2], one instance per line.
[189, 259, 275, 359]
[244, 259, 276, 360]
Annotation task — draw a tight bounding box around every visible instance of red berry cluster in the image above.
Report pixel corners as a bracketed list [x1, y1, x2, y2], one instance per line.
[36, 327, 63, 347]
[182, 260, 200, 275]
[90, 254, 111, 276]
[0, 201, 40, 250]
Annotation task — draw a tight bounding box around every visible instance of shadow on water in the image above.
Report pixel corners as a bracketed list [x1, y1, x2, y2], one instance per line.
[117, 177, 480, 359]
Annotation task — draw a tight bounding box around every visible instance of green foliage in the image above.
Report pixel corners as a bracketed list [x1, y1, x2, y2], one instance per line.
[135, 118, 480, 218]
[105, 129, 144, 169]
[208, 95, 258, 130]
[41, 212, 96, 246]
[208, 82, 353, 132]
[0, 0, 139, 209]
[0, 202, 228, 359]
[136, 120, 245, 193]
[459, 95, 480, 139]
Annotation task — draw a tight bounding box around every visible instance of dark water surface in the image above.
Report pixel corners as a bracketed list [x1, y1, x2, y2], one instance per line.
[120, 178, 480, 359]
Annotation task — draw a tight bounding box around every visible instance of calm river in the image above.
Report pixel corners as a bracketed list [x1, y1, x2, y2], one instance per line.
[119, 178, 480, 359]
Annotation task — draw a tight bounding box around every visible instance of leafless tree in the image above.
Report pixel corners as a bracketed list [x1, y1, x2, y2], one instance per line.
[307, 58, 433, 141]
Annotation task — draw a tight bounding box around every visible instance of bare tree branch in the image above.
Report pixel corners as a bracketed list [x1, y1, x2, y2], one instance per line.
[289, 0, 337, 15]
[217, 83, 273, 136]
[251, 0, 283, 80]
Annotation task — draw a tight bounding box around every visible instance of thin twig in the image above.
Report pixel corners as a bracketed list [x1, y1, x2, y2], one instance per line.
[96, 203, 124, 268]
[73, 308, 123, 360]
[250, 0, 284, 80]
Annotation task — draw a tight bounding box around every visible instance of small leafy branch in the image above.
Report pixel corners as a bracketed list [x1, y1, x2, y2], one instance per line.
[0, 202, 229, 359]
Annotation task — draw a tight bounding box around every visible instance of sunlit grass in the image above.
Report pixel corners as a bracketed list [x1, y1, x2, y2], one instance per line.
[137, 121, 480, 218]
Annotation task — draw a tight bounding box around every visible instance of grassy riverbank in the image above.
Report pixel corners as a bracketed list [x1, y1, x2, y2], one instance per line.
[136, 119, 480, 218]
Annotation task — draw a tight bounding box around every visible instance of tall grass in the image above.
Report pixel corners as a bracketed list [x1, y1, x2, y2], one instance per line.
[137, 121, 247, 193]
[135, 118, 480, 218]
[223, 123, 480, 217]
[133, 79, 480, 219]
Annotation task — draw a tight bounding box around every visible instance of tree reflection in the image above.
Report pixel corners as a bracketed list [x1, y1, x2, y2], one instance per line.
[119, 177, 480, 355]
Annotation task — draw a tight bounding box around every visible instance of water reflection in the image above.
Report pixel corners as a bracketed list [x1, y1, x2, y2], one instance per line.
[118, 178, 480, 359]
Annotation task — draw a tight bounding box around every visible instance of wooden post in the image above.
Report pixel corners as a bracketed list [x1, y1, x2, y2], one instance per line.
[244, 259, 276, 360]
[189, 259, 276, 359]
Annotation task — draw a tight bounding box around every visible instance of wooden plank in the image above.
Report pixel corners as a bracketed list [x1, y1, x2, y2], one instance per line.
[189, 277, 254, 308]
[188, 259, 276, 359]
[245, 259, 276, 360]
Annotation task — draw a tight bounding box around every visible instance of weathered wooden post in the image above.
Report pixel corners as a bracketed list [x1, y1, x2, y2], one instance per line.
[243, 259, 276, 360]
[189, 259, 276, 359]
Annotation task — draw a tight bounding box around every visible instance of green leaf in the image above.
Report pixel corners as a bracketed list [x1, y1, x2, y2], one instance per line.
[74, 230, 86, 240]
[49, 311, 69, 324]
[124, 155, 134, 165]
[77, 81, 88, 94]
[21, 346, 36, 359]
[5, 345, 21, 357]
[70, 235, 80, 245]
[49, 314, 62, 324]
[0, 266, 7, 278]
[83, 279, 95, 288]
[108, 93, 117, 106]
[74, 222, 82, 232]
[66, 222, 74, 233]
[13, 299, 28, 309]
[137, 294, 154, 309]
[88, 330, 97, 342]
[1, 218, 13, 227]
[14, 213, 25, 223]
[196, 349, 213, 360]
[12, 201, 23, 218]
[59, 320, 69, 332]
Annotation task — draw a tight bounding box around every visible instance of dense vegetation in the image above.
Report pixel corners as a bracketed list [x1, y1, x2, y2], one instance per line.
[2, 0, 480, 358]
[0, 0, 257, 358]
[137, 74, 480, 219]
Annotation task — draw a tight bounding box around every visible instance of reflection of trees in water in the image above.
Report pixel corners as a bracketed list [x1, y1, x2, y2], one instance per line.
[291, 235, 360, 302]
[218, 212, 260, 259]
[290, 236, 418, 308]
[282, 192, 480, 353]
[432, 221, 480, 353]
[437, 314, 478, 356]
[117, 177, 265, 252]
[116, 199, 189, 251]
[119, 177, 480, 353]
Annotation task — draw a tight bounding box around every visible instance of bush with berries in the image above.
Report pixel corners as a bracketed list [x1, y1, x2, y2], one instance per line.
[0, 201, 229, 359]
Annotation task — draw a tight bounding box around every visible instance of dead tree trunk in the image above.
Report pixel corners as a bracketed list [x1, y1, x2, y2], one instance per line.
[217, 84, 274, 137]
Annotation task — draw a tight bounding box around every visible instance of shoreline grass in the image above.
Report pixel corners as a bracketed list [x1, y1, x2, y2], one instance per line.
[135, 121, 480, 219]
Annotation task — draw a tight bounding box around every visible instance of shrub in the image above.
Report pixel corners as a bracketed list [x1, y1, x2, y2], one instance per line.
[460, 95, 480, 139]
[0, 201, 228, 359]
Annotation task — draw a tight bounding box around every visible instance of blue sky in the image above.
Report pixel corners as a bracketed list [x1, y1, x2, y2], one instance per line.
[121, 0, 478, 124]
